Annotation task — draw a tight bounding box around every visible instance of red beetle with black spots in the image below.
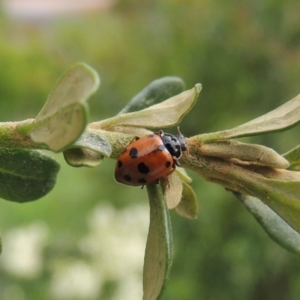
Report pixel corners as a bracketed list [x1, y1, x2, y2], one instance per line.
[114, 130, 187, 186]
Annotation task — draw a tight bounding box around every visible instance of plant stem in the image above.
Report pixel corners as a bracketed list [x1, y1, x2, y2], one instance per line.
[0, 119, 37, 149]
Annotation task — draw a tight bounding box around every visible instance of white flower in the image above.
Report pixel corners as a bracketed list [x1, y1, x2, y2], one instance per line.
[0, 222, 48, 279]
[50, 260, 102, 300]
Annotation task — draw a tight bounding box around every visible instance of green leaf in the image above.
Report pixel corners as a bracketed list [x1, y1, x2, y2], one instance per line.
[68, 130, 112, 157]
[0, 148, 60, 202]
[63, 130, 112, 167]
[119, 76, 185, 114]
[101, 126, 153, 137]
[28, 63, 100, 152]
[199, 140, 289, 169]
[144, 184, 173, 300]
[175, 167, 192, 184]
[185, 153, 300, 233]
[283, 145, 300, 171]
[99, 84, 201, 130]
[63, 148, 103, 167]
[236, 193, 300, 256]
[256, 179, 300, 233]
[162, 172, 183, 209]
[175, 182, 198, 220]
[0, 236, 2, 255]
[224, 164, 300, 233]
[201, 92, 300, 142]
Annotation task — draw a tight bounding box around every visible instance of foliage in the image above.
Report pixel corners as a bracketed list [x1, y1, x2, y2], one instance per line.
[1, 1, 300, 299]
[1, 63, 300, 299]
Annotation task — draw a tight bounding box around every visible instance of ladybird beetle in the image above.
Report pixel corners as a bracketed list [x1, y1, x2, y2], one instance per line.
[114, 130, 187, 186]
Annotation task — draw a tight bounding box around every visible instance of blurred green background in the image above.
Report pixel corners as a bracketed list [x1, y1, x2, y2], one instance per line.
[1, 0, 300, 299]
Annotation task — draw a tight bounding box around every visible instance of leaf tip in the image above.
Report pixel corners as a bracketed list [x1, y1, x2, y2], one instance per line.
[195, 83, 202, 93]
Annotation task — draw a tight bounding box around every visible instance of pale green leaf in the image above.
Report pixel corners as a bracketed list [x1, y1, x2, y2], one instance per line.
[175, 182, 198, 220]
[144, 184, 173, 300]
[62, 129, 111, 167]
[256, 179, 300, 233]
[62, 124, 115, 166]
[101, 126, 152, 137]
[185, 154, 300, 233]
[225, 165, 300, 233]
[236, 193, 300, 256]
[199, 140, 289, 169]
[63, 148, 103, 167]
[201, 92, 300, 142]
[29, 63, 100, 151]
[175, 167, 192, 183]
[162, 172, 183, 209]
[99, 84, 201, 130]
[67, 130, 112, 156]
[283, 145, 300, 171]
[119, 76, 185, 114]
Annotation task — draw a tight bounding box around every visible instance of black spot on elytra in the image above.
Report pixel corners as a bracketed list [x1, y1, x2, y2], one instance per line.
[165, 161, 171, 168]
[147, 134, 155, 138]
[138, 162, 150, 174]
[138, 178, 147, 184]
[117, 160, 123, 168]
[124, 174, 132, 182]
[129, 147, 138, 158]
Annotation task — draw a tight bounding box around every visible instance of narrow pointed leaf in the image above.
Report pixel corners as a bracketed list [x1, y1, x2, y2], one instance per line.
[175, 167, 192, 183]
[0, 148, 60, 202]
[223, 164, 300, 233]
[283, 145, 300, 171]
[175, 182, 198, 219]
[107, 126, 153, 136]
[0, 236, 2, 255]
[99, 84, 201, 130]
[188, 154, 300, 233]
[236, 193, 300, 256]
[201, 92, 300, 142]
[119, 77, 185, 114]
[199, 140, 289, 169]
[144, 184, 173, 300]
[256, 179, 300, 233]
[29, 63, 100, 151]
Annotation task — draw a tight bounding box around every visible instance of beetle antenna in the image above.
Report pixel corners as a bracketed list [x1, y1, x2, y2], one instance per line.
[177, 126, 183, 136]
